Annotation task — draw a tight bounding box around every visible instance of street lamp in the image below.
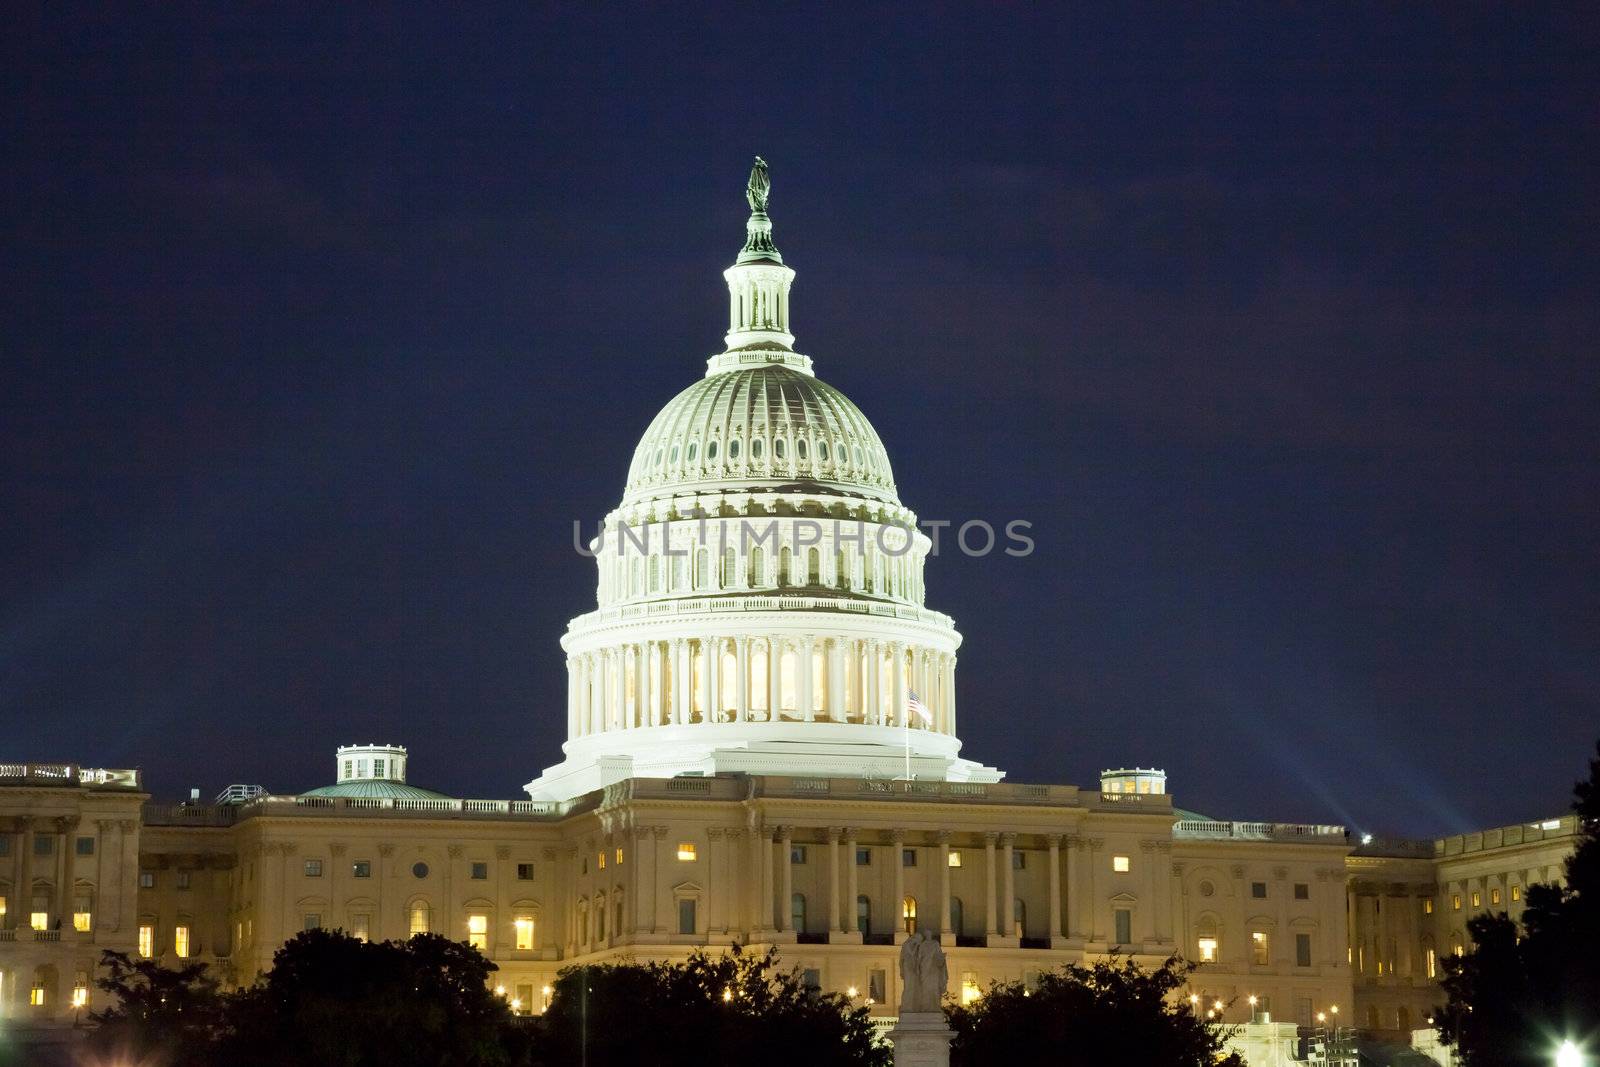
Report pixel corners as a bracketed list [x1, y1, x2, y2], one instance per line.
[1556, 1040, 1583, 1067]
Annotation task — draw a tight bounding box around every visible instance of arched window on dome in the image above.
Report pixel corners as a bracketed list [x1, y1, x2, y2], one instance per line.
[707, 440, 718, 462]
[774, 438, 785, 461]
[687, 441, 697, 464]
[818, 441, 829, 462]
[648, 556, 660, 593]
[835, 549, 849, 591]
[631, 557, 643, 597]
[669, 444, 678, 465]
[806, 547, 819, 587]
[751, 437, 763, 461]
[779, 649, 798, 716]
[729, 439, 741, 461]
[748, 547, 764, 588]
[669, 554, 683, 592]
[778, 546, 792, 587]
[797, 438, 807, 461]
[694, 548, 709, 590]
[750, 646, 769, 715]
[854, 446, 864, 466]
[655, 447, 664, 469]
[721, 548, 736, 590]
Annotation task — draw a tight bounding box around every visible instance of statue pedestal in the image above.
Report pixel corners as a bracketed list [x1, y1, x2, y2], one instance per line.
[887, 1012, 954, 1067]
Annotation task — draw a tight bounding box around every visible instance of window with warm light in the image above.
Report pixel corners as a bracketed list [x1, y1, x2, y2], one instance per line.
[30, 907, 48, 931]
[1424, 898, 1434, 915]
[351, 913, 371, 942]
[597, 851, 606, 870]
[1112, 855, 1130, 873]
[1511, 885, 1520, 901]
[615, 847, 623, 866]
[72, 973, 89, 1008]
[467, 914, 488, 950]
[138, 923, 154, 958]
[1471, 891, 1481, 907]
[30, 982, 45, 1007]
[1198, 936, 1218, 962]
[409, 903, 431, 936]
[175, 924, 191, 958]
[902, 896, 918, 934]
[677, 843, 697, 861]
[960, 971, 981, 1005]
[515, 916, 535, 950]
[1491, 888, 1501, 905]
[1251, 930, 1269, 965]
[1452, 894, 1462, 910]
[947, 850, 963, 868]
[1426, 948, 1437, 978]
[74, 900, 92, 932]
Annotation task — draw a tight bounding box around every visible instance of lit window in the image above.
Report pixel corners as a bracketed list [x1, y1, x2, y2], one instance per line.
[409, 903, 431, 935]
[515, 916, 535, 950]
[1471, 891, 1481, 907]
[471, 861, 489, 879]
[353, 860, 371, 878]
[902, 896, 918, 934]
[1426, 948, 1437, 978]
[615, 847, 624, 866]
[1251, 930, 1269, 965]
[1424, 898, 1434, 915]
[351, 914, 371, 941]
[30, 907, 48, 931]
[1198, 936, 1218, 962]
[1454, 942, 1464, 956]
[960, 971, 981, 1005]
[597, 851, 606, 870]
[74, 897, 92, 932]
[467, 914, 488, 951]
[1511, 885, 1521, 902]
[1452, 894, 1462, 910]
[947, 850, 963, 868]
[138, 924, 154, 957]
[72, 973, 89, 1008]
[0, 894, 6, 921]
[1112, 855, 1131, 873]
[175, 925, 191, 958]
[304, 859, 322, 877]
[30, 982, 45, 1006]
[1490, 888, 1501, 905]
[677, 843, 697, 862]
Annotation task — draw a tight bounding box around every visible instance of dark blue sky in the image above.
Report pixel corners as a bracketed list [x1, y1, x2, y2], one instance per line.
[4, 6, 1596, 836]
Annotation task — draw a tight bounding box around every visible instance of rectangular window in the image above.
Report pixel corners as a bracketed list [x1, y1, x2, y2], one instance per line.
[515, 983, 533, 1015]
[0, 835, 8, 856]
[1471, 891, 1481, 907]
[1251, 881, 1267, 898]
[353, 860, 371, 878]
[947, 850, 963, 868]
[1198, 936, 1218, 962]
[74, 896, 92, 932]
[517, 862, 536, 880]
[868, 968, 887, 1004]
[139, 871, 155, 889]
[856, 848, 871, 866]
[597, 852, 606, 871]
[1426, 948, 1437, 978]
[790, 845, 808, 864]
[961, 971, 981, 1005]
[1511, 885, 1521, 902]
[515, 916, 535, 950]
[1424, 898, 1434, 915]
[1491, 888, 1501, 905]
[175, 924, 191, 958]
[76, 835, 95, 856]
[1452, 894, 1462, 910]
[344, 759, 354, 778]
[351, 913, 371, 942]
[1011, 851, 1025, 870]
[303, 914, 321, 932]
[802, 968, 821, 991]
[677, 898, 696, 934]
[31, 903, 48, 931]
[409, 905, 430, 936]
[1295, 933, 1312, 967]
[677, 843, 697, 862]
[1112, 855, 1130, 873]
[1113, 908, 1132, 945]
[472, 861, 489, 880]
[138, 924, 154, 958]
[904, 849, 918, 867]
[304, 859, 323, 877]
[72, 972, 89, 1009]
[1251, 930, 1269, 965]
[34, 835, 54, 856]
[467, 914, 488, 950]
[373, 758, 385, 777]
[176, 871, 191, 890]
[615, 847, 624, 866]
[30, 983, 45, 1006]
[1293, 883, 1309, 900]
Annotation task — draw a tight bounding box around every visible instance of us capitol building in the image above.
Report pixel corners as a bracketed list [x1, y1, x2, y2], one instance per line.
[0, 161, 1577, 1064]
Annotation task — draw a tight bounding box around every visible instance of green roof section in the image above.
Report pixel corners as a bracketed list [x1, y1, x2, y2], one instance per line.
[301, 780, 454, 801]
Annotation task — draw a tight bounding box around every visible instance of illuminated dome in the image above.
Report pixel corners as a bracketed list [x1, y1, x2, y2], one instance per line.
[525, 159, 1003, 802]
[622, 365, 898, 508]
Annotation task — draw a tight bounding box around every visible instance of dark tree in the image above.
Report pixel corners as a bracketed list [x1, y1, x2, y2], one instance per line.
[532, 943, 887, 1067]
[945, 954, 1244, 1067]
[1436, 739, 1600, 1064]
[85, 949, 229, 1067]
[221, 929, 522, 1067]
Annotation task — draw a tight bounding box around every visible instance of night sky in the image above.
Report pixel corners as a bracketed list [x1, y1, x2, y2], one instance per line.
[4, 6, 1597, 837]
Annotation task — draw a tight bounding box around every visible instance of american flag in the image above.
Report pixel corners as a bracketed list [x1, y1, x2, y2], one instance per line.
[907, 690, 932, 725]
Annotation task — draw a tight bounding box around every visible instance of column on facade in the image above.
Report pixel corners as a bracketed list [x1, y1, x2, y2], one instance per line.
[846, 828, 861, 937]
[15, 817, 33, 930]
[767, 637, 782, 721]
[705, 829, 722, 935]
[634, 643, 650, 728]
[1086, 838, 1103, 941]
[1155, 844, 1174, 942]
[651, 827, 667, 933]
[984, 832, 999, 936]
[827, 827, 843, 935]
[891, 643, 906, 726]
[611, 648, 625, 731]
[777, 827, 794, 933]
[1141, 841, 1158, 941]
[759, 828, 776, 935]
[1000, 832, 1016, 938]
[54, 816, 76, 928]
[865, 641, 881, 725]
[1065, 836, 1082, 939]
[735, 638, 750, 724]
[827, 639, 845, 723]
[1047, 834, 1063, 941]
[799, 638, 815, 721]
[890, 829, 904, 940]
[937, 831, 953, 943]
[944, 655, 957, 736]
[701, 638, 717, 723]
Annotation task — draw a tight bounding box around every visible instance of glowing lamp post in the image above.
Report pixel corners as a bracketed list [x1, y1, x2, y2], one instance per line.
[1556, 1040, 1583, 1067]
